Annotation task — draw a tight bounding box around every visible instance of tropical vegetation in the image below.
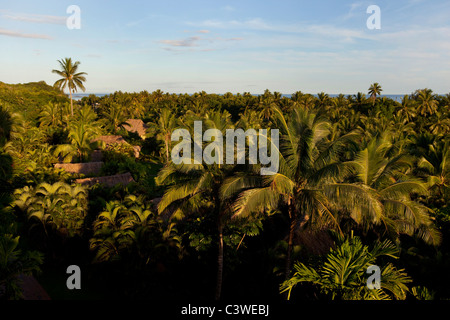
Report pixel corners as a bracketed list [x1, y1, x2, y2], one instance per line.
[0, 61, 449, 301]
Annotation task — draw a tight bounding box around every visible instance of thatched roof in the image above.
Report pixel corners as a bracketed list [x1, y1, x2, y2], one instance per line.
[91, 135, 140, 158]
[123, 119, 148, 138]
[54, 162, 103, 175]
[75, 172, 135, 187]
[92, 135, 127, 145]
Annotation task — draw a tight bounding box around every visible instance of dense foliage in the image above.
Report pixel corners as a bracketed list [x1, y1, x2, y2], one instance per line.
[0, 80, 449, 300]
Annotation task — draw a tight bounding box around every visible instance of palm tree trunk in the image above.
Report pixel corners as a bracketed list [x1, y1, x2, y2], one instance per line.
[70, 89, 74, 116]
[165, 135, 170, 164]
[215, 222, 224, 300]
[285, 214, 296, 280]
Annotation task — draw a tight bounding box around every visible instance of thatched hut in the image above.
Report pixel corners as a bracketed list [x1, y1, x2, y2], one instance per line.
[91, 135, 140, 158]
[54, 162, 104, 175]
[123, 119, 148, 139]
[75, 172, 135, 188]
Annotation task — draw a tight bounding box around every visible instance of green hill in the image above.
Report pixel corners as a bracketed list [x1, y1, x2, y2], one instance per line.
[0, 81, 68, 122]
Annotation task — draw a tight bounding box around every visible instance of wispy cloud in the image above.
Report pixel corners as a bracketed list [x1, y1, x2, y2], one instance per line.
[341, 1, 365, 20]
[2, 12, 66, 25]
[0, 28, 52, 39]
[189, 17, 371, 43]
[191, 18, 273, 31]
[159, 36, 202, 47]
[159, 30, 243, 52]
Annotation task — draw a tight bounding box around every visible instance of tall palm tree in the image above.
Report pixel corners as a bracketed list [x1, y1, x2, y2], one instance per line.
[368, 83, 383, 102]
[156, 110, 237, 300]
[229, 107, 360, 279]
[147, 108, 177, 163]
[52, 57, 88, 116]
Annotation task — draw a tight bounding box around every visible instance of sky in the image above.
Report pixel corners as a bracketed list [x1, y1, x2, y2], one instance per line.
[0, 0, 449, 95]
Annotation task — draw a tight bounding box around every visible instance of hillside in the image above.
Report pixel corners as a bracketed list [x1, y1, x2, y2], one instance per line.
[0, 81, 68, 121]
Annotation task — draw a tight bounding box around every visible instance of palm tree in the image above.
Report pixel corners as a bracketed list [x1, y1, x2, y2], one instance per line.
[101, 102, 129, 134]
[90, 200, 135, 262]
[257, 93, 278, 122]
[325, 135, 441, 245]
[280, 234, 412, 300]
[52, 57, 88, 116]
[147, 108, 177, 163]
[428, 111, 450, 136]
[414, 139, 450, 205]
[416, 89, 438, 116]
[156, 110, 237, 300]
[316, 92, 331, 110]
[395, 95, 416, 123]
[368, 83, 382, 102]
[229, 106, 360, 279]
[54, 120, 100, 162]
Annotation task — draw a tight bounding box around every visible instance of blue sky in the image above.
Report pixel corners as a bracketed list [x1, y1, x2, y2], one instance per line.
[0, 0, 449, 94]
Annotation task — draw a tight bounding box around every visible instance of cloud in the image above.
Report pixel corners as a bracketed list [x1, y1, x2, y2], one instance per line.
[158, 32, 244, 53]
[341, 2, 365, 20]
[192, 18, 273, 31]
[0, 28, 52, 39]
[2, 13, 66, 25]
[159, 36, 201, 47]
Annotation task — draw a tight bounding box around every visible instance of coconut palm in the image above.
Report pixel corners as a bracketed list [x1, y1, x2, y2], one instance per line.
[415, 139, 450, 205]
[428, 111, 450, 136]
[90, 200, 135, 262]
[101, 102, 129, 134]
[395, 95, 416, 123]
[324, 135, 441, 245]
[316, 92, 331, 110]
[280, 234, 412, 300]
[368, 83, 383, 102]
[257, 92, 278, 122]
[54, 120, 100, 162]
[52, 57, 87, 116]
[228, 106, 360, 279]
[147, 108, 177, 163]
[156, 109, 238, 300]
[416, 89, 438, 116]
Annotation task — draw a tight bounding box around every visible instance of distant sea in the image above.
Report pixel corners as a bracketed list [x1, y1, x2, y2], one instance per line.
[72, 93, 406, 102]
